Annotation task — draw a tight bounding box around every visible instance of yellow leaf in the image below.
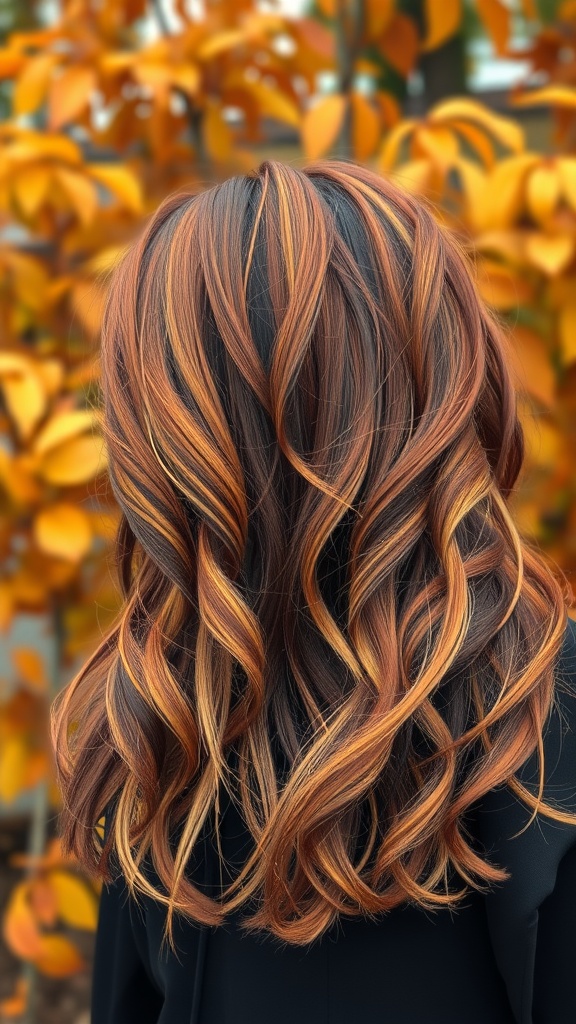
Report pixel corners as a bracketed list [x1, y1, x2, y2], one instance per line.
[11, 648, 47, 693]
[558, 302, 576, 364]
[38, 433, 107, 486]
[54, 167, 98, 225]
[452, 157, 488, 217]
[1, 368, 46, 441]
[13, 53, 57, 116]
[171, 63, 200, 97]
[7, 132, 82, 166]
[474, 228, 526, 266]
[49, 871, 98, 930]
[477, 0, 510, 56]
[379, 118, 418, 170]
[34, 410, 96, 456]
[413, 125, 459, 169]
[243, 79, 300, 128]
[468, 154, 539, 232]
[511, 85, 576, 109]
[70, 278, 107, 337]
[558, 157, 576, 213]
[49, 65, 96, 130]
[422, 0, 462, 52]
[0, 737, 28, 803]
[524, 232, 574, 276]
[350, 92, 380, 161]
[3, 882, 41, 959]
[522, 415, 561, 472]
[85, 244, 129, 276]
[197, 29, 246, 60]
[451, 119, 495, 167]
[35, 934, 85, 977]
[429, 97, 524, 153]
[301, 94, 346, 161]
[88, 164, 143, 213]
[34, 502, 93, 562]
[35, 357, 64, 398]
[526, 165, 560, 224]
[475, 258, 533, 309]
[12, 165, 52, 218]
[203, 100, 233, 163]
[390, 159, 433, 194]
[507, 325, 555, 406]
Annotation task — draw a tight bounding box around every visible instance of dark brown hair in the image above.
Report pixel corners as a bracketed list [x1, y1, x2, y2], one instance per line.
[51, 158, 574, 947]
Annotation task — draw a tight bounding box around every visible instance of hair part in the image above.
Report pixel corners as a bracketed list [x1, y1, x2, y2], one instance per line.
[51, 158, 573, 947]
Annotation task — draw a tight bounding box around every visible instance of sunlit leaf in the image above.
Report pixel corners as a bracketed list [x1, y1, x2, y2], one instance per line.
[35, 934, 85, 977]
[380, 14, 419, 78]
[33, 410, 96, 457]
[558, 157, 576, 213]
[49, 871, 98, 930]
[54, 167, 99, 225]
[34, 502, 93, 562]
[351, 92, 380, 161]
[412, 125, 459, 169]
[526, 165, 560, 224]
[0, 363, 46, 441]
[301, 94, 346, 160]
[89, 164, 143, 213]
[37, 433, 107, 486]
[11, 165, 52, 217]
[49, 65, 96, 129]
[421, 0, 462, 52]
[429, 97, 524, 153]
[507, 325, 555, 406]
[475, 257, 533, 309]
[468, 154, 539, 232]
[511, 85, 576, 109]
[477, 0, 510, 56]
[13, 52, 57, 116]
[243, 80, 300, 128]
[524, 231, 574, 276]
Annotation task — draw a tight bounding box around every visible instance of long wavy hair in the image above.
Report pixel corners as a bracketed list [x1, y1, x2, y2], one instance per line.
[51, 158, 574, 947]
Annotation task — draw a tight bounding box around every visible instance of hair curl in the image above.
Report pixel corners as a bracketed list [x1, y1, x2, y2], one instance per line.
[51, 158, 574, 947]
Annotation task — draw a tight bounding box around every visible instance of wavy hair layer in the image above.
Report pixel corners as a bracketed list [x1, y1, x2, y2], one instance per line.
[52, 159, 574, 946]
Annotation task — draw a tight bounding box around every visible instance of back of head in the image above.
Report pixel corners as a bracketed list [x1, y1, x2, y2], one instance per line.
[51, 158, 572, 945]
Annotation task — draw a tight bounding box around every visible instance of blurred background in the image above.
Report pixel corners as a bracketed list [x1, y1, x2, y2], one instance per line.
[0, 0, 575, 1021]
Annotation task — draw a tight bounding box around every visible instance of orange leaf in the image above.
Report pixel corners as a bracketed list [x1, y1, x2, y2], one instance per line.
[558, 157, 576, 213]
[0, 736, 28, 803]
[559, 302, 576, 364]
[477, 0, 511, 56]
[30, 878, 58, 928]
[3, 882, 41, 959]
[380, 14, 419, 78]
[88, 164, 143, 213]
[49, 870, 98, 930]
[351, 92, 380, 161]
[11, 648, 47, 693]
[34, 502, 93, 562]
[241, 79, 300, 128]
[197, 29, 247, 60]
[511, 85, 576, 109]
[422, 0, 462, 52]
[0, 976, 28, 1017]
[413, 125, 459, 169]
[365, 0, 395, 39]
[12, 165, 52, 217]
[49, 65, 96, 129]
[301, 94, 346, 161]
[35, 934, 85, 977]
[507, 326, 555, 406]
[13, 53, 57, 116]
[379, 119, 418, 170]
[38, 433, 108, 486]
[203, 100, 233, 163]
[524, 232, 574, 276]
[54, 167, 99, 225]
[0, 361, 46, 441]
[475, 258, 533, 309]
[468, 154, 539, 232]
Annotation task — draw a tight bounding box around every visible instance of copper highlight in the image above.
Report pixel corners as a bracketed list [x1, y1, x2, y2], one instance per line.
[51, 159, 575, 947]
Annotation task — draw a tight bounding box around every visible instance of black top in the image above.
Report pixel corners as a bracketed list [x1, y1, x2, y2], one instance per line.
[91, 617, 576, 1024]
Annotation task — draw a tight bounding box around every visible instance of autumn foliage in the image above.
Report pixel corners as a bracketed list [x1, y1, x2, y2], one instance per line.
[1, 0, 576, 1016]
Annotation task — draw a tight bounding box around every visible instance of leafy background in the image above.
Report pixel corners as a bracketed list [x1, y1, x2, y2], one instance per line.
[1, 0, 575, 1020]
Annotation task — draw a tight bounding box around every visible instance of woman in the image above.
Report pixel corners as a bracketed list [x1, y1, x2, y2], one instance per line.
[51, 159, 576, 1024]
